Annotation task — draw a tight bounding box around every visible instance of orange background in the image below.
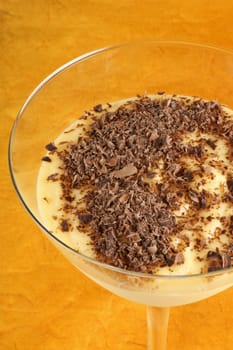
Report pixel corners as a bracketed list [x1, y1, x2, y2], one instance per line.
[1, 1, 233, 349]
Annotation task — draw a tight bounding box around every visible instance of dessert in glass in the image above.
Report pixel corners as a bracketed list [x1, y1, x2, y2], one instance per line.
[9, 41, 233, 349]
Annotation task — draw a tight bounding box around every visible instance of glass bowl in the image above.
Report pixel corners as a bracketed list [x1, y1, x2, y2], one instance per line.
[9, 41, 233, 349]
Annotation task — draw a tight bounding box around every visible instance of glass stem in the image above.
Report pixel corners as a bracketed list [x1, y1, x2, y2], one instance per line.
[147, 306, 170, 350]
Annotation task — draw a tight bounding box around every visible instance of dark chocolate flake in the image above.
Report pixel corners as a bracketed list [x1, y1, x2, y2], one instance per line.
[221, 253, 231, 269]
[146, 172, 156, 179]
[157, 214, 175, 227]
[64, 128, 75, 134]
[47, 173, 59, 181]
[188, 189, 200, 204]
[207, 251, 222, 272]
[65, 195, 74, 202]
[206, 139, 216, 150]
[45, 142, 57, 152]
[42, 156, 52, 162]
[175, 252, 184, 265]
[187, 144, 204, 158]
[199, 195, 207, 209]
[227, 178, 233, 192]
[61, 219, 69, 232]
[147, 245, 158, 254]
[183, 170, 194, 182]
[93, 104, 103, 112]
[111, 163, 137, 178]
[78, 213, 93, 224]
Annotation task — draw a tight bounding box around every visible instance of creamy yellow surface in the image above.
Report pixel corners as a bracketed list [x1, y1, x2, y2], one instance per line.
[37, 95, 233, 276]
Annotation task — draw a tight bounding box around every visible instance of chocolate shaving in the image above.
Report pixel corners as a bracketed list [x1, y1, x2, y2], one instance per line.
[93, 104, 103, 112]
[227, 178, 233, 192]
[175, 252, 184, 265]
[47, 173, 59, 181]
[60, 219, 69, 232]
[42, 156, 52, 162]
[188, 189, 200, 204]
[147, 245, 158, 254]
[207, 251, 232, 271]
[111, 163, 137, 178]
[207, 251, 222, 272]
[187, 144, 204, 158]
[45, 142, 57, 152]
[78, 213, 93, 224]
[188, 189, 207, 209]
[65, 195, 74, 202]
[206, 139, 216, 150]
[199, 196, 207, 209]
[183, 170, 194, 182]
[146, 172, 156, 179]
[157, 212, 176, 227]
[222, 253, 231, 269]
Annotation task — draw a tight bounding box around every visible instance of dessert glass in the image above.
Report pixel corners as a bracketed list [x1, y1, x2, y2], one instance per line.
[9, 41, 233, 349]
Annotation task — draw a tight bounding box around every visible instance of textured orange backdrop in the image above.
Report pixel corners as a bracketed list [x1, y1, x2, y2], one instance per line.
[1, 1, 233, 349]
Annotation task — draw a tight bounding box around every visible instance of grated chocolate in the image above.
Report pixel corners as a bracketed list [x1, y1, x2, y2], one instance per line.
[54, 95, 233, 273]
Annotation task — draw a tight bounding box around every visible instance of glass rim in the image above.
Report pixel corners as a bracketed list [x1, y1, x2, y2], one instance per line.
[8, 39, 233, 280]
